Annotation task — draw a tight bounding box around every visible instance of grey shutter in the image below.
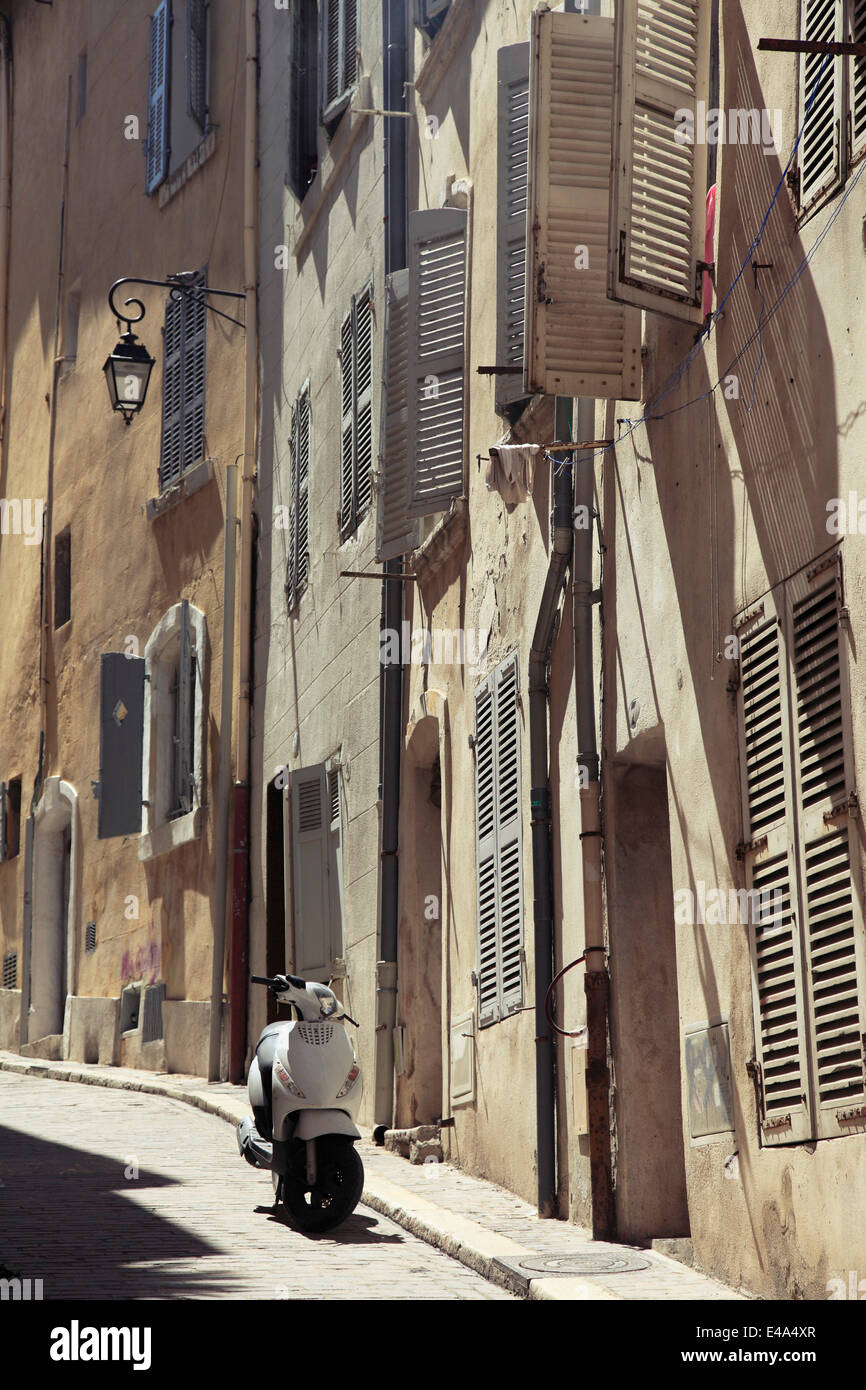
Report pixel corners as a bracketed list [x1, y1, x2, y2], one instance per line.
[852, 0, 866, 159]
[288, 388, 310, 606]
[525, 9, 641, 399]
[186, 0, 208, 132]
[181, 286, 207, 472]
[0, 781, 6, 863]
[496, 44, 530, 409]
[355, 289, 373, 517]
[287, 399, 299, 607]
[291, 764, 332, 979]
[495, 652, 524, 1016]
[737, 592, 814, 1144]
[324, 0, 341, 108]
[146, 0, 171, 194]
[475, 676, 499, 1025]
[343, 0, 357, 90]
[160, 292, 184, 488]
[327, 768, 344, 965]
[323, 0, 355, 116]
[407, 207, 466, 517]
[175, 598, 194, 815]
[339, 306, 354, 533]
[376, 270, 417, 561]
[609, 0, 712, 324]
[800, 0, 844, 208]
[98, 652, 146, 839]
[787, 562, 866, 1137]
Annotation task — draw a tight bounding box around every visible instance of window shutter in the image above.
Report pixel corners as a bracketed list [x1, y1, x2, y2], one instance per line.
[339, 305, 354, 533]
[327, 768, 344, 966]
[160, 292, 184, 489]
[325, 0, 341, 108]
[287, 399, 299, 607]
[496, 43, 530, 409]
[737, 593, 814, 1144]
[289, 0, 319, 198]
[525, 10, 641, 400]
[851, 0, 866, 160]
[175, 598, 195, 816]
[376, 270, 416, 561]
[186, 0, 208, 132]
[0, 781, 6, 863]
[181, 287, 207, 473]
[343, 0, 358, 90]
[800, 0, 844, 208]
[475, 676, 499, 1026]
[786, 562, 866, 1137]
[146, 0, 171, 194]
[98, 652, 146, 839]
[291, 764, 332, 979]
[287, 388, 310, 607]
[609, 0, 712, 324]
[355, 289, 373, 518]
[495, 653, 524, 1016]
[407, 207, 467, 517]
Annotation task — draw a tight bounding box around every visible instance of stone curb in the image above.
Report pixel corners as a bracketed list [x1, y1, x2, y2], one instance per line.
[0, 1052, 618, 1301]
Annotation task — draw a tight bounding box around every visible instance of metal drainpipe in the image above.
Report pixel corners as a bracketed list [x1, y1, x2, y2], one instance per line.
[573, 396, 614, 1240]
[373, 0, 407, 1134]
[528, 454, 573, 1216]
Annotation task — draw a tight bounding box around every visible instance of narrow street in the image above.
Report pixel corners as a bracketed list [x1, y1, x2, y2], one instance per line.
[0, 1074, 513, 1300]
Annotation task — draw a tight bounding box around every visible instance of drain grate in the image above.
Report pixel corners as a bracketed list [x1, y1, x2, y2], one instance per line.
[517, 1252, 651, 1276]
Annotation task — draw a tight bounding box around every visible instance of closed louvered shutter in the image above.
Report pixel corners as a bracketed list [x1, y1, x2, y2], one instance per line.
[609, 0, 712, 324]
[323, 0, 357, 119]
[160, 284, 207, 491]
[787, 562, 866, 1137]
[800, 0, 844, 209]
[525, 10, 641, 400]
[408, 207, 467, 516]
[181, 288, 207, 472]
[187, 0, 208, 132]
[496, 44, 530, 409]
[287, 388, 311, 608]
[851, 0, 866, 160]
[475, 652, 524, 1027]
[376, 270, 417, 561]
[291, 764, 332, 979]
[339, 307, 354, 532]
[355, 290, 373, 517]
[327, 768, 344, 964]
[161, 295, 184, 489]
[146, 0, 170, 194]
[737, 592, 814, 1144]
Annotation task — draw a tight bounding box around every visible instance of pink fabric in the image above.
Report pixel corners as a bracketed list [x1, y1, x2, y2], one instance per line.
[703, 184, 717, 318]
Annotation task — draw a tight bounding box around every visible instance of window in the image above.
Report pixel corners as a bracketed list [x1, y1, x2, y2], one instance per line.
[322, 0, 358, 125]
[160, 277, 207, 491]
[290, 762, 344, 980]
[286, 386, 311, 609]
[736, 554, 866, 1144]
[289, 0, 319, 198]
[339, 284, 373, 536]
[474, 651, 524, 1026]
[796, 0, 866, 214]
[54, 529, 71, 629]
[140, 600, 206, 858]
[146, 0, 210, 194]
[414, 0, 451, 42]
[0, 777, 21, 861]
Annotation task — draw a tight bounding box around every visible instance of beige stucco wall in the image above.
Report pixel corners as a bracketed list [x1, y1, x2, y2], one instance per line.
[0, 0, 246, 1071]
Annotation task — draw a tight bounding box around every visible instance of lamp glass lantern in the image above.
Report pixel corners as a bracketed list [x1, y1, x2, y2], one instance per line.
[102, 331, 155, 424]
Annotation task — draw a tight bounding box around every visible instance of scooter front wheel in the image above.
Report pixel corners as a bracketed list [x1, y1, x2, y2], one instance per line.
[281, 1135, 364, 1234]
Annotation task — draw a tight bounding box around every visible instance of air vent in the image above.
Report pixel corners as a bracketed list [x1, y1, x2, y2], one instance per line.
[752, 852, 804, 1116]
[141, 982, 166, 1045]
[85, 922, 97, 953]
[296, 1022, 334, 1046]
[2, 951, 17, 990]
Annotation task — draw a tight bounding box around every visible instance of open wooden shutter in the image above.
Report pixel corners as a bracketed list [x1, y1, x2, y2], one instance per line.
[496, 43, 530, 409]
[160, 292, 184, 489]
[187, 0, 208, 132]
[146, 0, 171, 194]
[407, 207, 467, 517]
[98, 653, 146, 839]
[495, 652, 524, 1016]
[291, 764, 332, 979]
[323, 0, 356, 117]
[339, 306, 354, 533]
[737, 592, 814, 1144]
[786, 560, 866, 1137]
[287, 388, 311, 607]
[851, 0, 866, 160]
[175, 598, 194, 815]
[800, 0, 844, 208]
[355, 289, 374, 518]
[181, 287, 207, 473]
[525, 10, 641, 400]
[376, 270, 417, 561]
[475, 675, 499, 1026]
[609, 0, 712, 324]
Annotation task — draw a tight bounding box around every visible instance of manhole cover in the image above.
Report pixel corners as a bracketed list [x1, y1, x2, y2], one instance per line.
[517, 1252, 651, 1276]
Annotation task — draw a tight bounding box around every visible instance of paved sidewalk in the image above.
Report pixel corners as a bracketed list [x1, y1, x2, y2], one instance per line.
[0, 1050, 746, 1301]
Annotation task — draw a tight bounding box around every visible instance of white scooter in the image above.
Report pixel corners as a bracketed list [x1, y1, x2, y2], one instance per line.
[237, 972, 364, 1233]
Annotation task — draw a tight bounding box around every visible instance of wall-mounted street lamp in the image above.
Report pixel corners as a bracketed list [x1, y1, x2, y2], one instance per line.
[104, 273, 246, 425]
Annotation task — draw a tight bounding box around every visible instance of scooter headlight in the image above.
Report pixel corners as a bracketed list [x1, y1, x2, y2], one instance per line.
[319, 995, 339, 1018]
[336, 1062, 360, 1098]
[274, 1055, 305, 1098]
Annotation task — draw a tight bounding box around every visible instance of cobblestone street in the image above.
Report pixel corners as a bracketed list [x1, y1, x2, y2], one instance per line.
[0, 1074, 513, 1300]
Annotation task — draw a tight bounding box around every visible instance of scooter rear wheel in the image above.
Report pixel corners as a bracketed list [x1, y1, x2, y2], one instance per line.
[281, 1135, 364, 1234]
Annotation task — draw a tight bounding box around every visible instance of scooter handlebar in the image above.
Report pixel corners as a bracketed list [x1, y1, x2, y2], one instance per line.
[250, 973, 306, 991]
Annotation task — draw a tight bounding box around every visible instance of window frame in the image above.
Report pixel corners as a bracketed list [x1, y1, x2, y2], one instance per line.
[140, 600, 207, 860]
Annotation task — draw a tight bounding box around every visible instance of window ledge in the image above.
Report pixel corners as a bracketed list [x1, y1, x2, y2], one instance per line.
[138, 807, 201, 862]
[411, 495, 468, 588]
[158, 128, 217, 209]
[146, 458, 215, 522]
[291, 77, 373, 262]
[415, 0, 473, 105]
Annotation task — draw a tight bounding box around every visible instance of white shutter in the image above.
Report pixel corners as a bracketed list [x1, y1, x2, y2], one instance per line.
[291, 764, 332, 980]
[609, 0, 712, 324]
[800, 0, 844, 208]
[327, 768, 344, 966]
[737, 591, 814, 1144]
[496, 43, 530, 409]
[407, 207, 467, 516]
[525, 10, 641, 400]
[851, 0, 866, 160]
[376, 270, 417, 561]
[146, 0, 170, 194]
[475, 676, 499, 1026]
[786, 562, 866, 1137]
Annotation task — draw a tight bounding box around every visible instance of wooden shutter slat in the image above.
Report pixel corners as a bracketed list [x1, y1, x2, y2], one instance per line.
[146, 0, 171, 194]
